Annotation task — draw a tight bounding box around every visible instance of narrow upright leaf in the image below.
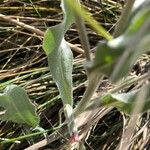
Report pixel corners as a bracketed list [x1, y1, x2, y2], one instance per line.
[0, 85, 39, 127]
[47, 38, 73, 106]
[43, 23, 64, 56]
[42, 0, 79, 136]
[42, 0, 79, 106]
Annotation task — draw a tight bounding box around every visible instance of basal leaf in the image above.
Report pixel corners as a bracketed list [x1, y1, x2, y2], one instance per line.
[101, 84, 150, 114]
[42, 0, 80, 107]
[47, 38, 73, 106]
[0, 85, 39, 127]
[42, 0, 80, 136]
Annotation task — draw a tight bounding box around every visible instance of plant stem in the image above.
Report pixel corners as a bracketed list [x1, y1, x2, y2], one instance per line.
[74, 1, 91, 61]
[113, 0, 135, 37]
[74, 73, 102, 117]
[73, 0, 102, 116]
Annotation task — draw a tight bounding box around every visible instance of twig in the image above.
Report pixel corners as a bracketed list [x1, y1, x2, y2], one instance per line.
[25, 125, 68, 150]
[0, 13, 84, 55]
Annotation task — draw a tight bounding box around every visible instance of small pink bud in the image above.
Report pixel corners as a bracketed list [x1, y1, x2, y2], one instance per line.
[70, 133, 80, 143]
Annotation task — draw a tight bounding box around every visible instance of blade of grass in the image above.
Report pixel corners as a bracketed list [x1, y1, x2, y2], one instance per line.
[0, 129, 49, 145]
[66, 0, 112, 40]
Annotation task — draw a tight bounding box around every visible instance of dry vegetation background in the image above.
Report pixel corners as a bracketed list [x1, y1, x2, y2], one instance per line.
[0, 0, 150, 149]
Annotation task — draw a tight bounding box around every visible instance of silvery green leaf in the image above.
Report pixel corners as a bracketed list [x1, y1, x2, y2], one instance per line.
[47, 38, 73, 106]
[42, 0, 79, 107]
[42, 0, 80, 136]
[101, 84, 150, 114]
[0, 85, 39, 127]
[43, 0, 76, 55]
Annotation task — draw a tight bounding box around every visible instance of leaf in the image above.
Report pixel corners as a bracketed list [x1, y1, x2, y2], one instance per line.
[42, 0, 79, 106]
[42, 0, 80, 136]
[0, 85, 39, 127]
[101, 84, 150, 114]
[61, 0, 75, 30]
[118, 0, 150, 35]
[43, 0, 75, 56]
[87, 40, 122, 76]
[128, 0, 150, 24]
[88, 4, 150, 82]
[47, 38, 73, 106]
[43, 23, 64, 56]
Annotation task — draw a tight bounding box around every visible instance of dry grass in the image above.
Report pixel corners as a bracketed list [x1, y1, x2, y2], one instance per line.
[0, 0, 150, 149]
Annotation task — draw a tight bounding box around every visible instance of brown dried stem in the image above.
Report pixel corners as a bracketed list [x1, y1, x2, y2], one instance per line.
[0, 13, 84, 55]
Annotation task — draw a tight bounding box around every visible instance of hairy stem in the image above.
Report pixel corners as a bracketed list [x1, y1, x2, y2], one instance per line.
[74, 73, 102, 117]
[74, 1, 91, 61]
[113, 0, 135, 37]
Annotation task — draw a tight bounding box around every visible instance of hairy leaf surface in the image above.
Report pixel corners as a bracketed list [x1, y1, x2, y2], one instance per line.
[47, 38, 73, 105]
[0, 85, 39, 127]
[42, 0, 77, 106]
[101, 84, 150, 114]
